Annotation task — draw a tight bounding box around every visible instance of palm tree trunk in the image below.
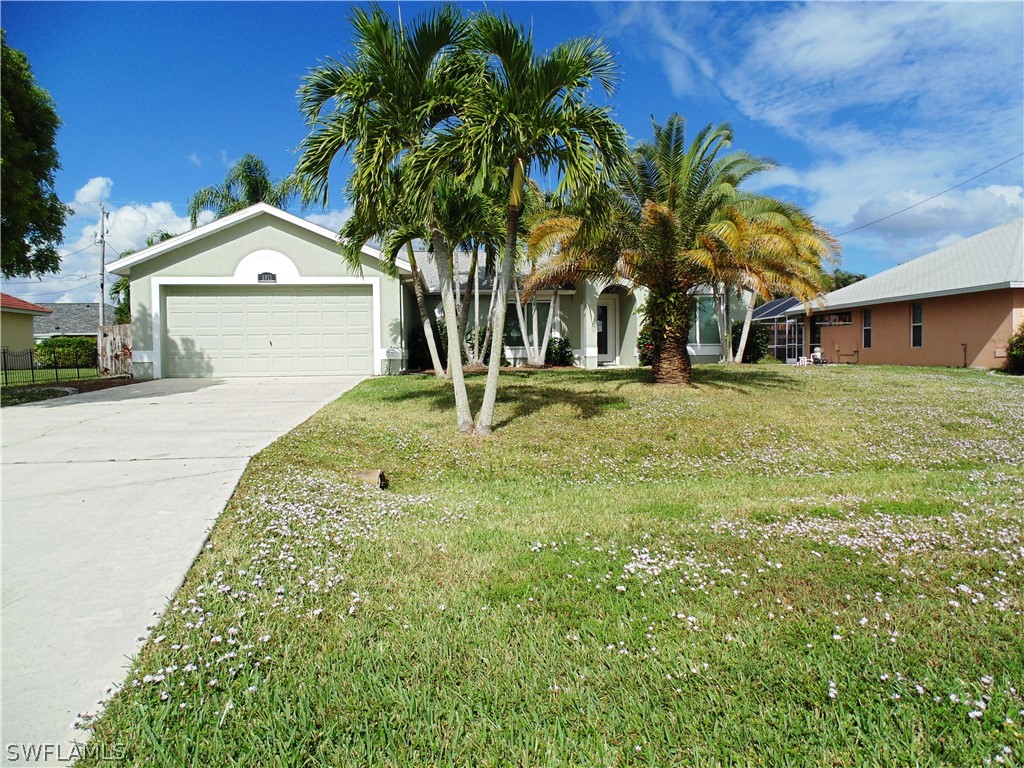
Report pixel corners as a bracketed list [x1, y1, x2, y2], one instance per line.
[406, 243, 445, 377]
[473, 257, 481, 364]
[476, 201, 523, 435]
[723, 288, 734, 363]
[538, 290, 558, 365]
[432, 228, 474, 432]
[652, 324, 692, 385]
[512, 277, 532, 365]
[458, 243, 479, 363]
[714, 284, 729, 364]
[734, 289, 756, 364]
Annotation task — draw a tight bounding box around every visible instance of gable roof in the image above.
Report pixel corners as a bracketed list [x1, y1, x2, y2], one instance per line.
[806, 218, 1023, 312]
[34, 303, 117, 336]
[0, 292, 52, 315]
[105, 202, 410, 276]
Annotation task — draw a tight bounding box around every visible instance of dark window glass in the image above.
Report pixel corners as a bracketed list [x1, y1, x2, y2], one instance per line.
[863, 309, 872, 349]
[911, 303, 923, 347]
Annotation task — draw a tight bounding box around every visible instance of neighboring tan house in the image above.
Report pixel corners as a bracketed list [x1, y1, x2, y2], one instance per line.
[1, 293, 52, 353]
[786, 218, 1024, 368]
[34, 303, 116, 341]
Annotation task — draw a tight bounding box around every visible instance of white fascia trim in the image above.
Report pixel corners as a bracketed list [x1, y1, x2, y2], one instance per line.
[149, 276, 384, 378]
[106, 203, 390, 276]
[789, 282, 1019, 314]
[2, 307, 51, 316]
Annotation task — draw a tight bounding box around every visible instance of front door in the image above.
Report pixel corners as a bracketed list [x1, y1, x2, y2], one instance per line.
[597, 297, 618, 364]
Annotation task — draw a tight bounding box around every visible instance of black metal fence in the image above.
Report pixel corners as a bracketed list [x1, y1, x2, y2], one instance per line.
[1, 348, 100, 386]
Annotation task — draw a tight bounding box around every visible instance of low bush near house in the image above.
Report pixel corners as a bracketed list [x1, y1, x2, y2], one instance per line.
[1006, 321, 1024, 375]
[34, 335, 96, 366]
[545, 336, 574, 366]
[732, 321, 771, 363]
[637, 323, 657, 366]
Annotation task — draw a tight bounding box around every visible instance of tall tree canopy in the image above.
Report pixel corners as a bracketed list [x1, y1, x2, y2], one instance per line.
[297, 4, 628, 434]
[187, 154, 300, 228]
[1, 29, 73, 278]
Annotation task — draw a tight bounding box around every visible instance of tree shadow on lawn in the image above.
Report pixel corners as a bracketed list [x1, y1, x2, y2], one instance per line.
[384, 368, 636, 429]
[689, 364, 800, 394]
[384, 366, 798, 430]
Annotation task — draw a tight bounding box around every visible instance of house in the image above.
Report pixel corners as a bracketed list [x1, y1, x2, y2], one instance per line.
[34, 303, 117, 341]
[107, 202, 750, 378]
[751, 297, 805, 363]
[1, 293, 52, 353]
[786, 218, 1024, 367]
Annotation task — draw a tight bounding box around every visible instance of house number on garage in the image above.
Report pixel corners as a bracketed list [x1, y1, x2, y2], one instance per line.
[258, 272, 277, 283]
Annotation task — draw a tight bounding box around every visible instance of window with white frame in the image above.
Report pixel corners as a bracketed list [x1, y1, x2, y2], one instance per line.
[862, 308, 872, 349]
[911, 302, 923, 348]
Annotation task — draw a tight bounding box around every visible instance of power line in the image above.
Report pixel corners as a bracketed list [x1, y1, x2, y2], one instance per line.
[838, 153, 1024, 237]
[2, 273, 99, 285]
[13, 281, 100, 299]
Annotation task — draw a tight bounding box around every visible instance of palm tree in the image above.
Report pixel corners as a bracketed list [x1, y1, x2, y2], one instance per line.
[296, 4, 478, 432]
[527, 115, 781, 384]
[698, 198, 839, 362]
[188, 154, 300, 228]
[457, 12, 630, 434]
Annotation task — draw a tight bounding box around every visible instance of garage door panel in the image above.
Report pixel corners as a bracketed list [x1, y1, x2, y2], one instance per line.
[163, 286, 374, 377]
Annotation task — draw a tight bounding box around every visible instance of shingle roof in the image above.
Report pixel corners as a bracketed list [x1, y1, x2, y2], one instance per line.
[34, 303, 117, 336]
[0, 292, 52, 315]
[804, 218, 1023, 312]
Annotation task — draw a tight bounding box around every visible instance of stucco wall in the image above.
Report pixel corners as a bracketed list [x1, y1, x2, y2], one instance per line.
[818, 288, 1022, 368]
[125, 213, 405, 377]
[1, 312, 38, 352]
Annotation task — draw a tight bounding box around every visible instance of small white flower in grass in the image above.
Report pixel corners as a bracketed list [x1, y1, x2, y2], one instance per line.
[438, 604, 446, 612]
[153, 635, 166, 644]
[208, 678, 218, 687]
[828, 681, 838, 699]
[969, 710, 984, 719]
[211, 635, 223, 644]
[160, 691, 169, 701]
[259, 635, 270, 643]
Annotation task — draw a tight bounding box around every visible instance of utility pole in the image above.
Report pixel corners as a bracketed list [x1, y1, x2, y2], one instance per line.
[98, 204, 107, 352]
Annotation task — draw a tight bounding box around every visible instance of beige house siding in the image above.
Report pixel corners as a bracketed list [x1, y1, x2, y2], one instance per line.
[1, 311, 37, 352]
[816, 288, 1023, 368]
[124, 212, 405, 378]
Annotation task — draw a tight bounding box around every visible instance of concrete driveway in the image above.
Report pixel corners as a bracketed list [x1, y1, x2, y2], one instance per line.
[1, 377, 364, 764]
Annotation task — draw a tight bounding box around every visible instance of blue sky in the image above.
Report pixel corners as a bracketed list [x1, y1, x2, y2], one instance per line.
[2, 1, 1022, 304]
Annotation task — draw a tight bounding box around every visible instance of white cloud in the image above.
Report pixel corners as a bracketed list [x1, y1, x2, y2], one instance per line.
[72, 177, 113, 209]
[304, 208, 353, 232]
[185, 152, 202, 168]
[10, 180, 214, 304]
[606, 2, 1023, 273]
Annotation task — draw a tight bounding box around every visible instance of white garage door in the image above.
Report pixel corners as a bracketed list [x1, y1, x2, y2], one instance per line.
[163, 286, 373, 377]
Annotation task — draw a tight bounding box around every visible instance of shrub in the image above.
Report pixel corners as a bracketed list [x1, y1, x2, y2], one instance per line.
[34, 335, 97, 366]
[732, 321, 771, 364]
[637, 323, 657, 367]
[1006, 321, 1024, 375]
[545, 336, 574, 366]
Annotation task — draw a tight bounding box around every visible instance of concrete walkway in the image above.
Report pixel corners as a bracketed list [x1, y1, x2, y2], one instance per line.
[1, 377, 364, 764]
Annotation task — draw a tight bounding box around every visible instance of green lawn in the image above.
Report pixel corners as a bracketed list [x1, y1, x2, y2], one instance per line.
[81, 366, 1023, 767]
